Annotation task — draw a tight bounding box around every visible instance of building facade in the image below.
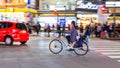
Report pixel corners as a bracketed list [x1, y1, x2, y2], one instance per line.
[38, 0, 77, 27]
[39, 0, 77, 10]
[0, 0, 37, 22]
[76, 0, 120, 25]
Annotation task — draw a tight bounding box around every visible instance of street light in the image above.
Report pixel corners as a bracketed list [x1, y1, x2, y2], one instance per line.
[61, 6, 66, 36]
[64, 6, 66, 21]
[64, 6, 66, 23]
[113, 1, 116, 26]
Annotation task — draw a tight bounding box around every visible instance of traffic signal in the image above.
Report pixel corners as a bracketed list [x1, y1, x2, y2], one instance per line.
[101, 5, 106, 14]
[53, 9, 58, 15]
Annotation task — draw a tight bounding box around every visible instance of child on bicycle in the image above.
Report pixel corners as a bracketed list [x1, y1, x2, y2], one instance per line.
[66, 21, 78, 51]
[84, 25, 91, 44]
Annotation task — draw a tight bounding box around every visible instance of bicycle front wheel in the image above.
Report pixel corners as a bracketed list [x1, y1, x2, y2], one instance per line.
[74, 41, 89, 56]
[49, 39, 63, 54]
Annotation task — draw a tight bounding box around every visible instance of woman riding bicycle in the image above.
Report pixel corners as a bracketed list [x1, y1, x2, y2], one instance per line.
[49, 21, 89, 55]
[66, 21, 78, 51]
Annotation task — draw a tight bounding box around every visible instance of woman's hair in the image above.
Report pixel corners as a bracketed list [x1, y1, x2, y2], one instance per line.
[71, 21, 76, 27]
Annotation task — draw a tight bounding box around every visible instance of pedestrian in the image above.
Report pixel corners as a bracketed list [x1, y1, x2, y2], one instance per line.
[52, 24, 55, 31]
[90, 22, 95, 38]
[26, 22, 32, 34]
[108, 23, 114, 38]
[96, 23, 102, 38]
[67, 24, 70, 31]
[47, 24, 51, 37]
[36, 22, 41, 35]
[94, 23, 98, 37]
[56, 23, 61, 37]
[61, 24, 65, 36]
[101, 24, 107, 39]
[79, 23, 84, 34]
[44, 23, 47, 32]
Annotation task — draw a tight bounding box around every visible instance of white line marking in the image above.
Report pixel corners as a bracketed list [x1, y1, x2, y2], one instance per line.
[102, 52, 120, 55]
[92, 48, 120, 50]
[117, 60, 120, 62]
[96, 50, 120, 51]
[108, 56, 120, 58]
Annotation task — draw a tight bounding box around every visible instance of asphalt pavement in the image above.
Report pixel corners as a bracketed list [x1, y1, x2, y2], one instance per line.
[0, 33, 120, 68]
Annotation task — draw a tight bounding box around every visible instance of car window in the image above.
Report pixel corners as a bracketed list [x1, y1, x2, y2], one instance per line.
[0, 23, 3, 28]
[7, 23, 13, 28]
[0, 22, 6, 28]
[3, 23, 7, 28]
[16, 23, 27, 30]
[0, 22, 13, 28]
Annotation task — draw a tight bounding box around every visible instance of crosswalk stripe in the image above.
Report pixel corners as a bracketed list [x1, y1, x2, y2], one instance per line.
[92, 48, 120, 50]
[93, 46, 120, 63]
[93, 46, 120, 47]
[102, 52, 120, 55]
[95, 50, 120, 51]
[117, 60, 120, 62]
[108, 56, 120, 58]
[91, 39, 120, 62]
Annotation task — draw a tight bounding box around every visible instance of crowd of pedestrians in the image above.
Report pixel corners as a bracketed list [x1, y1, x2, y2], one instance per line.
[24, 20, 119, 51]
[25, 20, 119, 38]
[89, 22, 117, 38]
[26, 21, 41, 35]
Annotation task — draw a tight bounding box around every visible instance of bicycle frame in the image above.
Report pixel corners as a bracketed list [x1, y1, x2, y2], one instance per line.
[55, 36, 68, 47]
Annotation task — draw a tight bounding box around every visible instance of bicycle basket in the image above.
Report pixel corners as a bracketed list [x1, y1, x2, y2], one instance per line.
[77, 38, 83, 47]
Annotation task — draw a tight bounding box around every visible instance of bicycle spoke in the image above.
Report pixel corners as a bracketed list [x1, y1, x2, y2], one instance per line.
[49, 39, 63, 54]
[74, 42, 89, 56]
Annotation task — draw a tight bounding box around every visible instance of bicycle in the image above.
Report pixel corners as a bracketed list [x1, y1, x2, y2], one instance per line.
[110, 31, 120, 38]
[49, 33, 89, 56]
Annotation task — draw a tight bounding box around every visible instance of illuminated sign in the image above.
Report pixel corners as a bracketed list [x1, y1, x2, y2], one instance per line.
[0, 0, 27, 8]
[77, 1, 98, 10]
[27, 0, 30, 4]
[106, 1, 120, 7]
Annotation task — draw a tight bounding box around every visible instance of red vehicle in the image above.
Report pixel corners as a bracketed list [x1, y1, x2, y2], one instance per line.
[0, 21, 29, 45]
[116, 27, 120, 33]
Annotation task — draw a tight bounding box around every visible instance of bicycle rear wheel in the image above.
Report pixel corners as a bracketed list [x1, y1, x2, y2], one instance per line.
[74, 41, 89, 56]
[49, 39, 63, 54]
[113, 31, 120, 38]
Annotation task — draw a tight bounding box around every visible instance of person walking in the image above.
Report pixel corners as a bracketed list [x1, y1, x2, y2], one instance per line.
[26, 23, 32, 34]
[47, 24, 51, 37]
[56, 23, 61, 37]
[67, 24, 70, 31]
[52, 24, 55, 31]
[108, 23, 114, 38]
[96, 23, 102, 38]
[36, 22, 41, 35]
[101, 24, 107, 39]
[79, 23, 84, 34]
